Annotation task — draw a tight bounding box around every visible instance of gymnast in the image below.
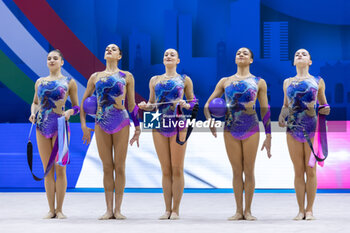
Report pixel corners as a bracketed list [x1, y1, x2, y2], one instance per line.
[138, 48, 197, 220]
[278, 49, 330, 220]
[80, 44, 140, 220]
[204, 47, 271, 221]
[29, 49, 80, 219]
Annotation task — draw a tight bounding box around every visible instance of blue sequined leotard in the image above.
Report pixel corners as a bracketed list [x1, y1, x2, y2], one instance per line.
[154, 74, 186, 137]
[224, 76, 260, 140]
[95, 71, 130, 134]
[286, 76, 320, 142]
[36, 76, 72, 138]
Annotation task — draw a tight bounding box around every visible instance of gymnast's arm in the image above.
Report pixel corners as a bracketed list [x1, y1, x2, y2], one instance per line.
[64, 79, 80, 120]
[80, 72, 97, 145]
[278, 79, 290, 127]
[204, 78, 226, 137]
[257, 78, 272, 158]
[204, 78, 225, 120]
[138, 76, 157, 111]
[317, 78, 330, 115]
[257, 79, 271, 135]
[180, 75, 196, 110]
[29, 78, 41, 123]
[125, 72, 141, 147]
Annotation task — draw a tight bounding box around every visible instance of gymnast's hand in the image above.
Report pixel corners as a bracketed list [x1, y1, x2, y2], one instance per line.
[82, 125, 94, 145]
[29, 114, 36, 123]
[278, 106, 289, 128]
[178, 100, 190, 110]
[261, 135, 272, 158]
[138, 101, 152, 111]
[64, 109, 74, 121]
[138, 101, 147, 110]
[278, 115, 286, 128]
[208, 118, 217, 138]
[278, 111, 288, 128]
[130, 128, 141, 147]
[319, 106, 330, 115]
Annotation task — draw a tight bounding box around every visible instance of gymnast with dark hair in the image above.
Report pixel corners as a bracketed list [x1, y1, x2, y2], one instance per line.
[80, 44, 140, 220]
[278, 48, 330, 220]
[29, 49, 80, 219]
[204, 47, 271, 221]
[138, 48, 197, 220]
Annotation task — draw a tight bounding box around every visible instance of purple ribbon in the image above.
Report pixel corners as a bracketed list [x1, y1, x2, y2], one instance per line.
[308, 104, 329, 168]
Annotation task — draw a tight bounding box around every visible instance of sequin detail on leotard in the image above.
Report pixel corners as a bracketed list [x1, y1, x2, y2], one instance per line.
[95, 72, 130, 134]
[36, 77, 72, 138]
[154, 74, 186, 137]
[286, 76, 320, 142]
[224, 76, 260, 140]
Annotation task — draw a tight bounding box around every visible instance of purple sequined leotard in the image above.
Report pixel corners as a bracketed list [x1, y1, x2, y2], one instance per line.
[224, 76, 260, 140]
[154, 74, 186, 137]
[36, 76, 72, 138]
[95, 71, 130, 134]
[286, 76, 320, 142]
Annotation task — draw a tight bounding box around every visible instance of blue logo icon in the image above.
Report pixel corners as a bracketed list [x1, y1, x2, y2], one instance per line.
[143, 110, 162, 129]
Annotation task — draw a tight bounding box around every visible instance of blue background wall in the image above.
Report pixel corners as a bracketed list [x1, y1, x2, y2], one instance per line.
[1, 0, 350, 122]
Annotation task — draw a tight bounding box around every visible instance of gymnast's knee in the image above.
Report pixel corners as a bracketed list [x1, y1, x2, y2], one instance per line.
[171, 166, 184, 178]
[114, 165, 125, 177]
[243, 170, 255, 182]
[55, 166, 66, 180]
[306, 167, 316, 179]
[102, 164, 114, 177]
[233, 169, 243, 179]
[162, 166, 172, 178]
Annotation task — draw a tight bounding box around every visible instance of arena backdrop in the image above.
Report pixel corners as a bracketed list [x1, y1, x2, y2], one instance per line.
[0, 0, 349, 190]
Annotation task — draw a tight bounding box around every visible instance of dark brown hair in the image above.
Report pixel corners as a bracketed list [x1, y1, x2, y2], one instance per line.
[293, 49, 312, 66]
[49, 49, 64, 60]
[165, 48, 179, 58]
[241, 47, 254, 59]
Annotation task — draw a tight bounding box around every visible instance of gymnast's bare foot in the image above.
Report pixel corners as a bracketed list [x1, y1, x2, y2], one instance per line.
[293, 212, 305, 220]
[98, 211, 115, 220]
[244, 212, 257, 221]
[169, 212, 180, 220]
[227, 213, 244, 220]
[43, 211, 55, 219]
[158, 211, 171, 220]
[305, 211, 316, 220]
[114, 211, 127, 220]
[55, 211, 67, 219]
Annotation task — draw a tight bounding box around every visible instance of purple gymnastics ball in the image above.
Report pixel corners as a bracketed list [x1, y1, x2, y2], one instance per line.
[209, 98, 227, 118]
[83, 96, 97, 115]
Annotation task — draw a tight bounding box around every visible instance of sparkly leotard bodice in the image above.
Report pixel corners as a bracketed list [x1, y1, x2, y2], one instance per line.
[224, 76, 260, 140]
[95, 71, 130, 134]
[286, 76, 320, 142]
[154, 74, 185, 137]
[36, 76, 71, 138]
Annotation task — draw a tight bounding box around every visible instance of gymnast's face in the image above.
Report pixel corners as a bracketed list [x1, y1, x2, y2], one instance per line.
[163, 49, 180, 67]
[104, 44, 122, 61]
[47, 51, 63, 70]
[235, 47, 253, 66]
[294, 49, 312, 67]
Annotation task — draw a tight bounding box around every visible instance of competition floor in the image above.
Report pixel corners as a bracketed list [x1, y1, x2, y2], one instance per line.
[1, 193, 349, 233]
